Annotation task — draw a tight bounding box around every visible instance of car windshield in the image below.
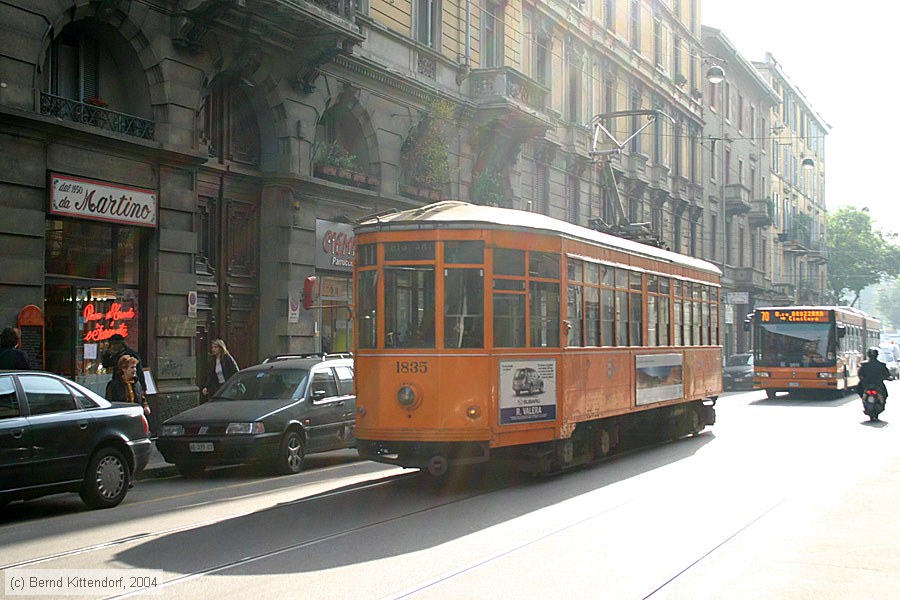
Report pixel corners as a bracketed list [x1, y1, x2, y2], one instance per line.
[727, 354, 752, 367]
[878, 350, 895, 363]
[215, 368, 310, 401]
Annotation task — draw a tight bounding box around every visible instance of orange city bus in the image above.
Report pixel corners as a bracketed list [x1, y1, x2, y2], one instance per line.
[353, 202, 722, 475]
[750, 306, 881, 399]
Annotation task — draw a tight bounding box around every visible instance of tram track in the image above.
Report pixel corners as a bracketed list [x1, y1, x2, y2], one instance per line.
[99, 472, 524, 599]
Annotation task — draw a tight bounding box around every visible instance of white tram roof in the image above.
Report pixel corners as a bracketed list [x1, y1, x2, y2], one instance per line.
[357, 201, 721, 278]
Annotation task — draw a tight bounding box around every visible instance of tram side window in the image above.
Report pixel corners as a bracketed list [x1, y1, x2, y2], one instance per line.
[585, 263, 600, 346]
[385, 267, 436, 348]
[445, 268, 484, 348]
[673, 280, 682, 346]
[629, 271, 643, 346]
[701, 286, 710, 345]
[531, 281, 560, 347]
[493, 249, 526, 348]
[567, 258, 584, 347]
[710, 287, 719, 345]
[529, 246, 560, 348]
[358, 270, 377, 349]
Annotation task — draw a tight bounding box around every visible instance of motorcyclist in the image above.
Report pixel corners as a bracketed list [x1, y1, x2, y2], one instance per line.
[857, 346, 891, 402]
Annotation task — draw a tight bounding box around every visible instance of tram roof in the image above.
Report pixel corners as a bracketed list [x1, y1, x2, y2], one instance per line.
[357, 201, 721, 277]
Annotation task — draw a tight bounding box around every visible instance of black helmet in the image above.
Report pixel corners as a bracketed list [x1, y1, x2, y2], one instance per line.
[868, 347, 880, 360]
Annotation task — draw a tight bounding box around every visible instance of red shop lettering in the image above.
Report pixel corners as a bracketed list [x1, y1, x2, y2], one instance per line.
[82, 302, 136, 322]
[84, 322, 130, 342]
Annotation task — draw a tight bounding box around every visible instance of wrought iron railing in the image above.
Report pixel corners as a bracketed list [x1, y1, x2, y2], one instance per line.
[40, 93, 155, 140]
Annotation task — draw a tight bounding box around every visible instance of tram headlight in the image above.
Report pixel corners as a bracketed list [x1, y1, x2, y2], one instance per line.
[466, 405, 481, 419]
[397, 385, 419, 409]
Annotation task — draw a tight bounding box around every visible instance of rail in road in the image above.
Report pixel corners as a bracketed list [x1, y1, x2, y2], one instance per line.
[2, 387, 898, 599]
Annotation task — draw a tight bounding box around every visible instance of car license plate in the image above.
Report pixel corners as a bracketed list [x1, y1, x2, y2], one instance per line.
[189, 442, 214, 452]
[788, 382, 800, 387]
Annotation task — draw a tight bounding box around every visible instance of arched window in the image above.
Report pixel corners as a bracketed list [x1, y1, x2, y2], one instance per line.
[200, 81, 260, 167]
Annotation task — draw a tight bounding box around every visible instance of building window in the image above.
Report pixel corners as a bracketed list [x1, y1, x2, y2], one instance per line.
[630, 0, 641, 51]
[416, 0, 440, 48]
[604, 0, 616, 31]
[653, 17, 663, 67]
[568, 174, 581, 224]
[483, 0, 504, 67]
[534, 32, 551, 87]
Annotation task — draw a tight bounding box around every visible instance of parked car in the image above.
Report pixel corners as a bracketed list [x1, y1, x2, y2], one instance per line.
[0, 371, 151, 509]
[723, 353, 754, 390]
[157, 354, 355, 476]
[877, 346, 900, 378]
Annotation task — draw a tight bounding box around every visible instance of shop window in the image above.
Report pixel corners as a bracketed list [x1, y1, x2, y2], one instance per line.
[45, 218, 139, 283]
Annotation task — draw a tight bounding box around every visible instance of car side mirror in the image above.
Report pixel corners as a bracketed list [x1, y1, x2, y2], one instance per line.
[311, 389, 327, 401]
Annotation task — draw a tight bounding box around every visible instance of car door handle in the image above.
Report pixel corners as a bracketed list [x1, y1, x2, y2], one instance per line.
[11, 429, 24, 439]
[78, 421, 89, 430]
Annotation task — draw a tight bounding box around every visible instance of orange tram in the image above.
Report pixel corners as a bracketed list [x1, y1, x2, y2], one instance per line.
[353, 202, 721, 475]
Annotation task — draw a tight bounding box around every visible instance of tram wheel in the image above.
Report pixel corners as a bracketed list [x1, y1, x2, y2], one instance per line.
[595, 427, 612, 458]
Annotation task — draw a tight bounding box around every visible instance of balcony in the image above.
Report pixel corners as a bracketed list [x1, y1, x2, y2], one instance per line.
[467, 67, 552, 128]
[172, 0, 363, 91]
[782, 226, 812, 252]
[40, 94, 155, 140]
[467, 67, 554, 165]
[733, 267, 767, 292]
[748, 198, 774, 228]
[723, 182, 751, 214]
[648, 164, 670, 193]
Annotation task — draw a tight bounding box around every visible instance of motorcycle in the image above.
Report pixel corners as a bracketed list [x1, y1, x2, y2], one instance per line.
[861, 385, 886, 421]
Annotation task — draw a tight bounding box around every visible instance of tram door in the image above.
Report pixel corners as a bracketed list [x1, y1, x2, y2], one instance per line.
[195, 173, 260, 381]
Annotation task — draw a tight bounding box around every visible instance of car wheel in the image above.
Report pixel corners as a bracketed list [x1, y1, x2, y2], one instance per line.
[176, 463, 206, 477]
[79, 447, 130, 509]
[275, 430, 305, 475]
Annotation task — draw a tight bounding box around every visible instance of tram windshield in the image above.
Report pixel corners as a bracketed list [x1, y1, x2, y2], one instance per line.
[754, 322, 835, 367]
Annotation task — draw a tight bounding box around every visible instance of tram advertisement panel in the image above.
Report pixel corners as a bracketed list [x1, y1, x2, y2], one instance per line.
[635, 353, 684, 406]
[498, 360, 557, 425]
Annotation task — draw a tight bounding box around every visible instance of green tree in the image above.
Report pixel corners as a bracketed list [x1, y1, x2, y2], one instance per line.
[826, 206, 900, 305]
[876, 279, 900, 328]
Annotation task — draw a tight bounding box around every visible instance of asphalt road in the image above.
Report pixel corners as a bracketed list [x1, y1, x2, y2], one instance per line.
[2, 386, 898, 599]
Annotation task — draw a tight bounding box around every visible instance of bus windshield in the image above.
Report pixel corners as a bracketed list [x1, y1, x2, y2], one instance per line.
[755, 322, 835, 367]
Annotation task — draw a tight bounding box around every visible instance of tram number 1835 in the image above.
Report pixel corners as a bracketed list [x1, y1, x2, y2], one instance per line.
[395, 361, 429, 374]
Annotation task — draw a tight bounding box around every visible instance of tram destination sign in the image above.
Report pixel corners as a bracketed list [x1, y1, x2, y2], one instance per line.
[49, 173, 158, 228]
[758, 309, 831, 323]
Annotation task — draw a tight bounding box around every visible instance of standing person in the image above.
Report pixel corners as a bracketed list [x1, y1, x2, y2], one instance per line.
[106, 355, 150, 416]
[0, 327, 31, 369]
[101, 333, 146, 391]
[201, 339, 239, 401]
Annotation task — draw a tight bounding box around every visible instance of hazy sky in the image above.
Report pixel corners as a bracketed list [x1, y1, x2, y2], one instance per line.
[702, 1, 899, 234]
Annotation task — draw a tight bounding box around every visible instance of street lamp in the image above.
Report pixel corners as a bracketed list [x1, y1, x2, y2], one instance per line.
[706, 64, 726, 84]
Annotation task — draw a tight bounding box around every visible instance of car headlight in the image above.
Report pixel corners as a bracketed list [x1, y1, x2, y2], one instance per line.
[226, 422, 266, 434]
[161, 424, 184, 436]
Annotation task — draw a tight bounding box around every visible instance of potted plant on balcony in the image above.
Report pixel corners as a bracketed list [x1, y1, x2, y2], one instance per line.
[313, 141, 358, 178]
[401, 98, 458, 200]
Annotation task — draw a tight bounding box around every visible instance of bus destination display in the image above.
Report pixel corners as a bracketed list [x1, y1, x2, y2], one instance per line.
[758, 309, 831, 323]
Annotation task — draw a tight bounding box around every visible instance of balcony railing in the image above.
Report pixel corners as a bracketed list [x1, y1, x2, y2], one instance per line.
[40, 93, 155, 140]
[723, 182, 751, 214]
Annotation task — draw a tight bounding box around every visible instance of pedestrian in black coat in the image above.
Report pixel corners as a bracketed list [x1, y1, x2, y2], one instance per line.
[0, 327, 31, 369]
[201, 339, 239, 401]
